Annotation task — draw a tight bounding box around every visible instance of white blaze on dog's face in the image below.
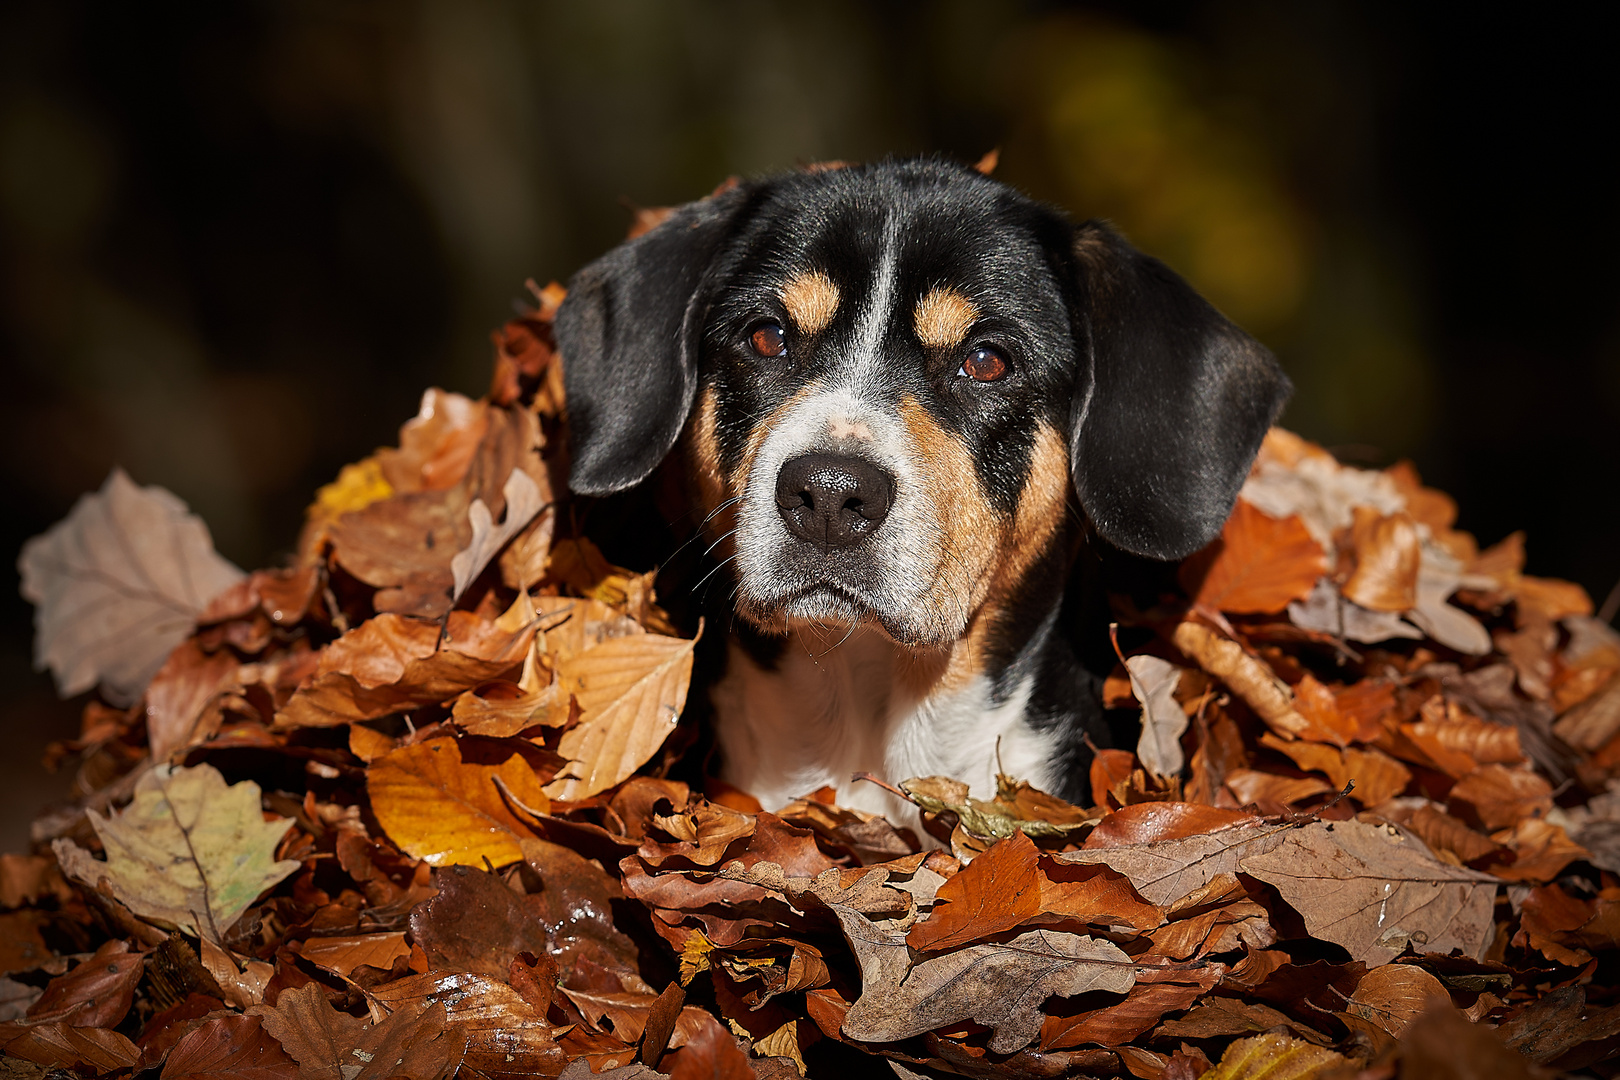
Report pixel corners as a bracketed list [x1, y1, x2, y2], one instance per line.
[686, 187, 1078, 653]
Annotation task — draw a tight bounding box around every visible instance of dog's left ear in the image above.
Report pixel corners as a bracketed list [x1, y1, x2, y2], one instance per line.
[1067, 221, 1291, 560]
[556, 188, 750, 496]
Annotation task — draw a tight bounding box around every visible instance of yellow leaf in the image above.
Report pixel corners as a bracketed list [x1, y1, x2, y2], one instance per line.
[314, 457, 393, 517]
[368, 737, 549, 867]
[1202, 1033, 1348, 1080]
[51, 763, 297, 941]
[544, 633, 697, 801]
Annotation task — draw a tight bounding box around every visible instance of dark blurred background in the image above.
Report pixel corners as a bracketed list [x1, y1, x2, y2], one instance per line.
[3, 1, 1616, 846]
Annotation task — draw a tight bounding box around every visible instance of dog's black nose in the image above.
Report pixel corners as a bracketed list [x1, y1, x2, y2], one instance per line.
[775, 453, 895, 549]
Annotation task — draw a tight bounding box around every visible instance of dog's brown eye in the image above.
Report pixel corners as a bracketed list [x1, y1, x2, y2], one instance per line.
[750, 321, 787, 358]
[959, 346, 1007, 382]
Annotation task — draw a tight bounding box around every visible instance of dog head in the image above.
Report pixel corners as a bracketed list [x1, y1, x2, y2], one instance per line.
[556, 159, 1289, 648]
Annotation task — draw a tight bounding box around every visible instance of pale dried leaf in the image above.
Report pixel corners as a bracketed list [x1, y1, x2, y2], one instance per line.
[544, 633, 697, 801]
[1238, 820, 1497, 965]
[18, 468, 244, 704]
[833, 905, 1135, 1054]
[51, 763, 297, 940]
[450, 466, 545, 603]
[1287, 578, 1424, 644]
[1058, 821, 1295, 905]
[1128, 655, 1187, 779]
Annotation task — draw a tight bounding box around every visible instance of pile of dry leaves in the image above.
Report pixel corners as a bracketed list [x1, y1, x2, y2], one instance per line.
[6, 278, 1620, 1080]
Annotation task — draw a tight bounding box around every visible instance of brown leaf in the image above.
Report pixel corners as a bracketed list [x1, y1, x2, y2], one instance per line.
[905, 831, 1043, 951]
[544, 632, 698, 801]
[409, 864, 550, 983]
[1222, 769, 1332, 807]
[1396, 1004, 1541, 1080]
[1063, 819, 1292, 905]
[1041, 981, 1208, 1049]
[1343, 508, 1422, 612]
[1086, 802, 1261, 848]
[1447, 764, 1552, 831]
[0, 1022, 141, 1071]
[367, 971, 563, 1077]
[449, 466, 547, 603]
[1379, 801, 1500, 866]
[160, 1013, 299, 1080]
[1486, 818, 1588, 882]
[1340, 964, 1452, 1039]
[1238, 820, 1497, 965]
[520, 838, 642, 984]
[275, 611, 531, 729]
[0, 912, 52, 977]
[1261, 734, 1412, 806]
[1155, 996, 1324, 1043]
[1171, 621, 1311, 739]
[834, 905, 1135, 1054]
[662, 1006, 757, 1080]
[250, 982, 466, 1080]
[296, 933, 411, 980]
[1552, 666, 1620, 751]
[18, 467, 245, 705]
[25, 939, 141, 1028]
[146, 639, 242, 762]
[368, 736, 549, 867]
[1179, 502, 1327, 615]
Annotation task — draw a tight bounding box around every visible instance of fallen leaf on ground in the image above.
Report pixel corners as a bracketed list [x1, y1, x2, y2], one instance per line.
[1178, 502, 1326, 615]
[1128, 655, 1188, 779]
[835, 905, 1135, 1053]
[52, 763, 298, 941]
[1238, 820, 1497, 965]
[368, 736, 551, 867]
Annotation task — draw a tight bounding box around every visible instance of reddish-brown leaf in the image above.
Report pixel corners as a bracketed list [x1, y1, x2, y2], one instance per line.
[1085, 803, 1260, 848]
[1447, 764, 1553, 831]
[0, 1022, 141, 1071]
[906, 831, 1043, 951]
[25, 939, 142, 1029]
[1179, 501, 1326, 615]
[409, 864, 550, 983]
[160, 1014, 299, 1080]
[1040, 981, 1208, 1050]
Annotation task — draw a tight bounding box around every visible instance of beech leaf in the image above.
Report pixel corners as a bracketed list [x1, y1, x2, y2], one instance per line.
[450, 466, 545, 603]
[18, 468, 244, 705]
[834, 905, 1135, 1054]
[368, 736, 550, 867]
[1237, 820, 1498, 966]
[51, 763, 297, 941]
[1179, 501, 1326, 615]
[544, 632, 697, 801]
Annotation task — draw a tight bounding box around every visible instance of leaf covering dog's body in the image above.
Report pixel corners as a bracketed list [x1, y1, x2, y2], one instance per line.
[556, 158, 1288, 817]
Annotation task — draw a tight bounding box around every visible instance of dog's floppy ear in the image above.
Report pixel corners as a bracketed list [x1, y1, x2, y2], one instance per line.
[556, 189, 749, 495]
[1067, 221, 1291, 560]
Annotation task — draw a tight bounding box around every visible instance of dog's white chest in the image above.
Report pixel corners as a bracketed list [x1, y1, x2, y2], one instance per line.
[710, 628, 1058, 823]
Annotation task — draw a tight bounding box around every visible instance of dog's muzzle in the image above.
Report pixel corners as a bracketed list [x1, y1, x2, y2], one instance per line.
[773, 452, 895, 550]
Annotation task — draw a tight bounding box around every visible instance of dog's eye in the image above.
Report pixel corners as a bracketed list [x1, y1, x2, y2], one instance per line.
[959, 346, 1008, 382]
[749, 321, 787, 359]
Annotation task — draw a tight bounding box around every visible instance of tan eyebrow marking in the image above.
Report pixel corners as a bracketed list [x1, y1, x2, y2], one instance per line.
[780, 270, 840, 334]
[914, 286, 980, 348]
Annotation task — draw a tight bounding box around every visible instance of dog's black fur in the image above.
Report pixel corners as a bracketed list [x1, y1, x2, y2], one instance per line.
[554, 158, 1288, 813]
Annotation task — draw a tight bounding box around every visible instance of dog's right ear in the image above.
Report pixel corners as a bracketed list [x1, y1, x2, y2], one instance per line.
[556, 188, 750, 496]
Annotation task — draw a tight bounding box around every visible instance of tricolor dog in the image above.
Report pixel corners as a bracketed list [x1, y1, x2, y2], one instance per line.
[555, 158, 1288, 820]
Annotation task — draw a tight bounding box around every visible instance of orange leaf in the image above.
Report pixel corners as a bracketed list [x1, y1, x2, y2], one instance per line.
[907, 831, 1043, 951]
[1342, 508, 1421, 612]
[368, 737, 549, 867]
[1448, 764, 1553, 831]
[1179, 501, 1326, 615]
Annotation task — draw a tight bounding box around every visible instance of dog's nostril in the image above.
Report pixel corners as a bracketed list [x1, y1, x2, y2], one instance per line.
[775, 453, 895, 549]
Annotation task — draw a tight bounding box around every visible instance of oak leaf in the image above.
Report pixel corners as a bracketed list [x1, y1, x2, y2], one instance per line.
[544, 632, 698, 801]
[368, 736, 550, 867]
[52, 763, 298, 941]
[834, 905, 1135, 1054]
[18, 468, 244, 705]
[1237, 820, 1497, 965]
[1128, 654, 1188, 779]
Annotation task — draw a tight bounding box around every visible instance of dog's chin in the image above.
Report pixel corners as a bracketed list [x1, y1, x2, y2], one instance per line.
[735, 582, 958, 649]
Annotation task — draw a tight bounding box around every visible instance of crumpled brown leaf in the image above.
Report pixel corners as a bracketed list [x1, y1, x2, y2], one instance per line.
[18, 467, 244, 705]
[834, 905, 1135, 1054]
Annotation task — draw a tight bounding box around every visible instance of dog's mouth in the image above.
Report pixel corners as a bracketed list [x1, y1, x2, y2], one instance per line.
[738, 580, 941, 648]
